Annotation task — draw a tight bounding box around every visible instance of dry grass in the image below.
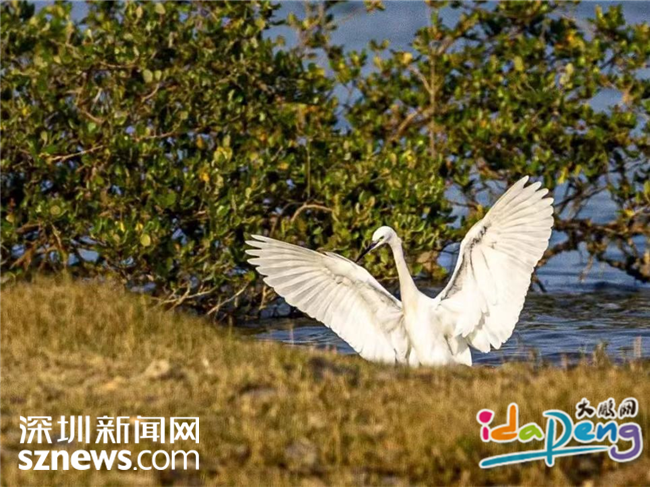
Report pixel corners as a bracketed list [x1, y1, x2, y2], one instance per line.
[1, 276, 649, 486]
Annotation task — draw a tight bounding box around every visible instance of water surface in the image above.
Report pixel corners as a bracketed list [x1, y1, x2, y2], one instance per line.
[243, 285, 650, 366]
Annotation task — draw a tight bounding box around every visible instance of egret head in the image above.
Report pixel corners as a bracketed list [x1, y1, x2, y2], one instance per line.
[356, 226, 397, 262]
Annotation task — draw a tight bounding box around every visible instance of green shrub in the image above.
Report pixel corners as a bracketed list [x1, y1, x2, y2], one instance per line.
[1, 1, 648, 315]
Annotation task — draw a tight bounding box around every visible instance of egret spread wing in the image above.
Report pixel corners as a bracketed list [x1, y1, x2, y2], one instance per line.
[246, 235, 409, 363]
[434, 176, 554, 352]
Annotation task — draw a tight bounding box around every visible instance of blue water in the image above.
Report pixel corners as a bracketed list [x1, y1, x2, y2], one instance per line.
[247, 284, 649, 365]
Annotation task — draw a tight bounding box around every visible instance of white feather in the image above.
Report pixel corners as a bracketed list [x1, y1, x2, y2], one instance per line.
[245, 235, 407, 363]
[432, 177, 554, 353]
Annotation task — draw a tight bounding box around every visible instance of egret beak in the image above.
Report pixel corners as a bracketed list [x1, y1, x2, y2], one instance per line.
[356, 241, 378, 263]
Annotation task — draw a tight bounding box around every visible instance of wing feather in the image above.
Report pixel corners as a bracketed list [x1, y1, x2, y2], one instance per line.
[432, 177, 554, 353]
[246, 235, 408, 363]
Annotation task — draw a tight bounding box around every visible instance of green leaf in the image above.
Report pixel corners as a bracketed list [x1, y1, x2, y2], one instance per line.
[4, 0, 647, 315]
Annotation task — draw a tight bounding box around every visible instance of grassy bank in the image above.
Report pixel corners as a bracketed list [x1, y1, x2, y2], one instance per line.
[1, 277, 649, 486]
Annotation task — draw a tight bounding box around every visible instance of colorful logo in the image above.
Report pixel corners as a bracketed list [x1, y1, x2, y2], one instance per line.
[477, 398, 642, 468]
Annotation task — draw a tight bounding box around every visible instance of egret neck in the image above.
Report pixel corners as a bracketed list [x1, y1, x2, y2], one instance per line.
[389, 237, 418, 309]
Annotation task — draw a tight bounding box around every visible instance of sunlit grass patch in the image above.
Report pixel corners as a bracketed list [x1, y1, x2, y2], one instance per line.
[2, 277, 649, 486]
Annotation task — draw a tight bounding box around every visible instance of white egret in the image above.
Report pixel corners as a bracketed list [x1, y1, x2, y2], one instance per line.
[246, 176, 553, 366]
